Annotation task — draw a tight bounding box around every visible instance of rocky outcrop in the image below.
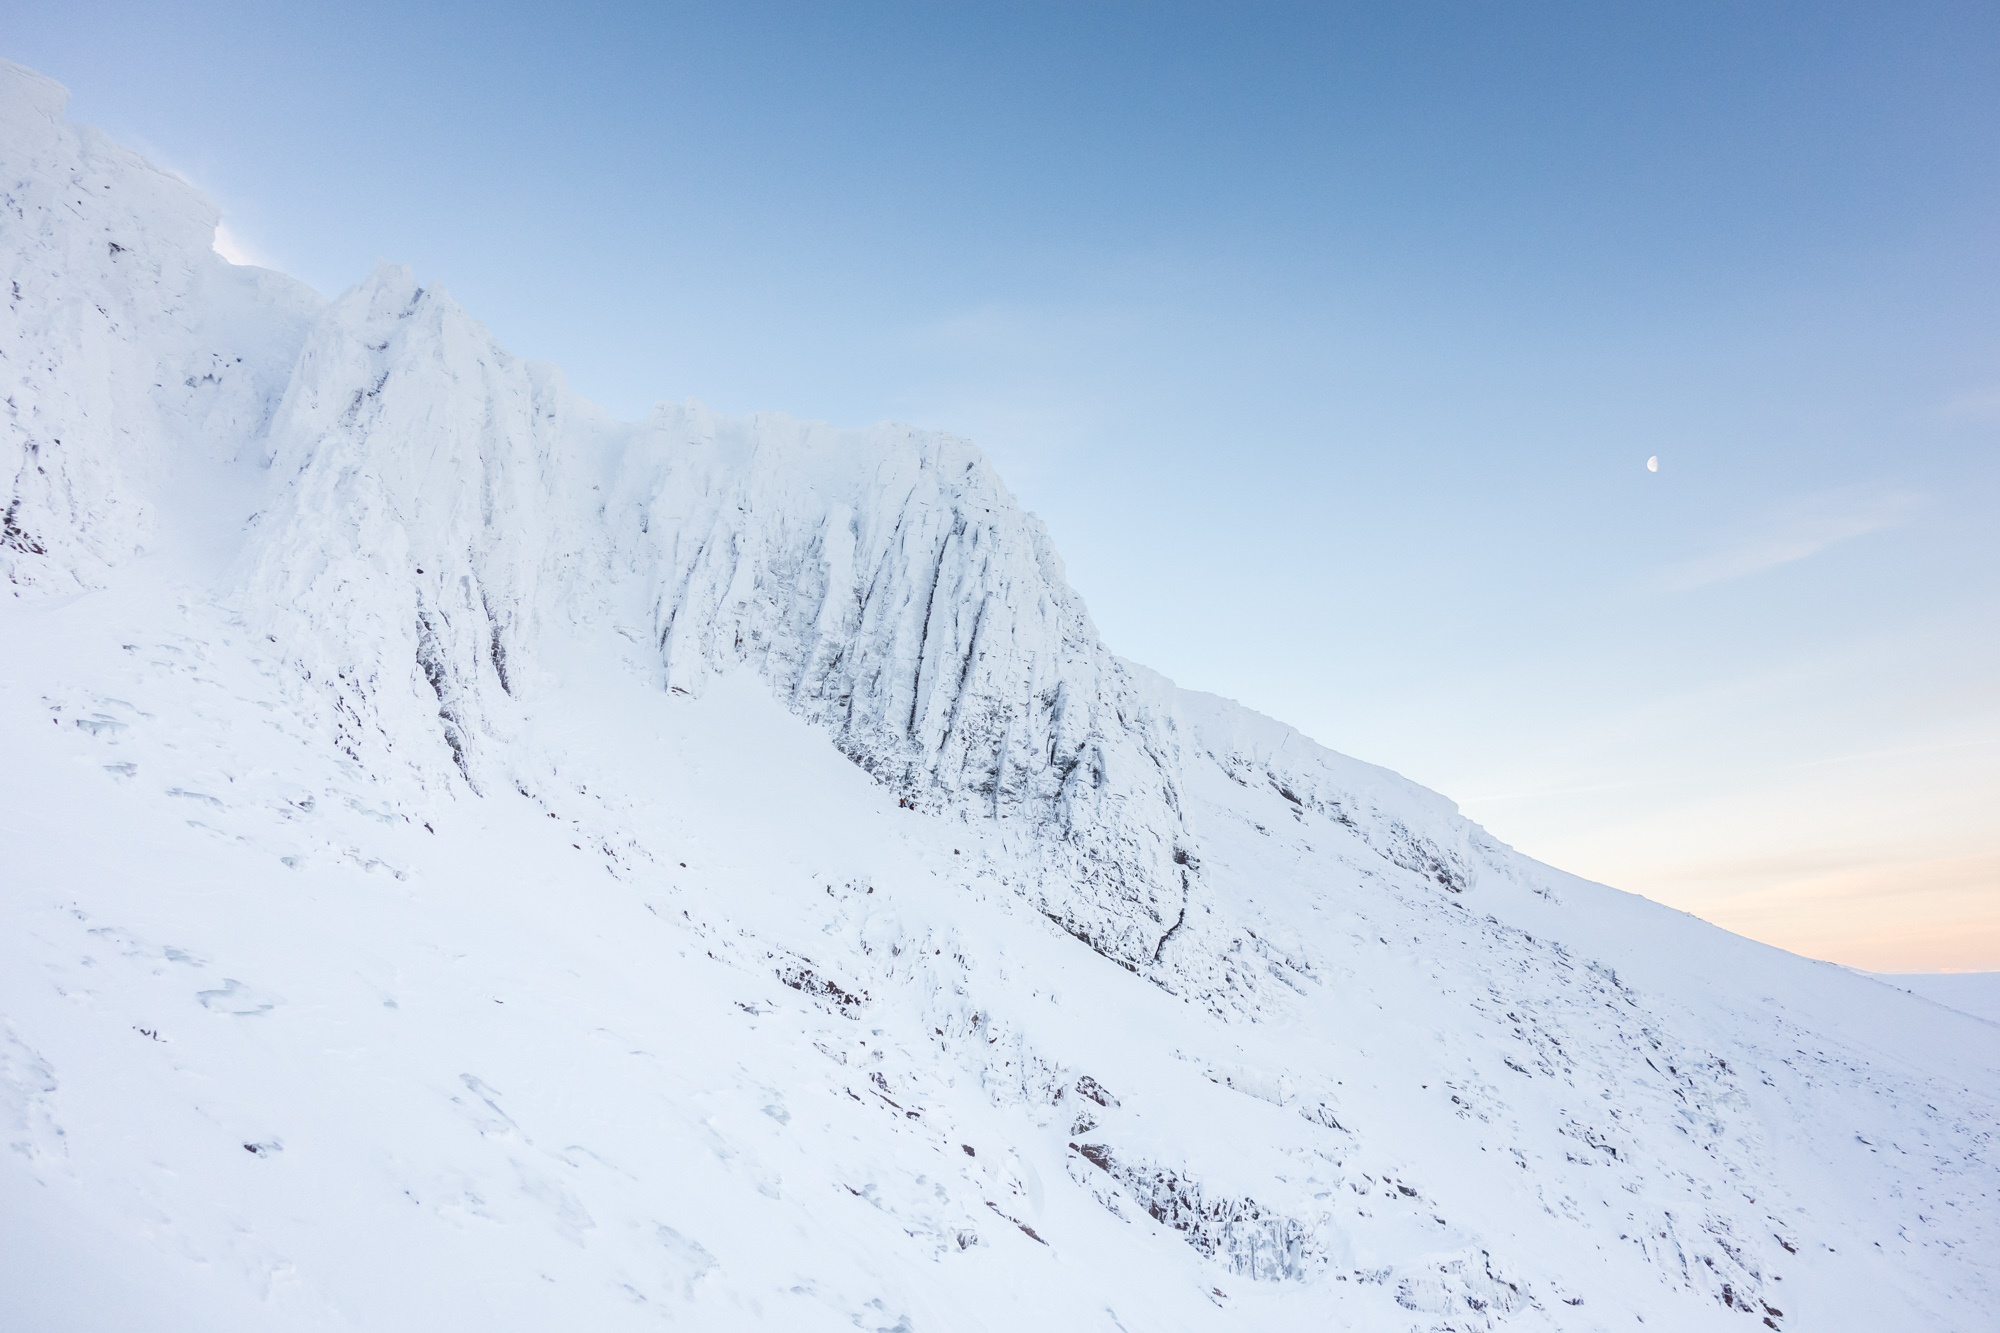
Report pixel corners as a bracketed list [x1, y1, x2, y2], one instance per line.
[608, 404, 1192, 967]
[242, 264, 575, 791]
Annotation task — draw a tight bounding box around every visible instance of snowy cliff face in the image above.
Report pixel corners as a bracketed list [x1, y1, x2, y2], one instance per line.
[4, 60, 1996, 1333]
[0, 60, 318, 593]
[607, 405, 1192, 969]
[236, 294, 1200, 965]
[243, 264, 571, 792]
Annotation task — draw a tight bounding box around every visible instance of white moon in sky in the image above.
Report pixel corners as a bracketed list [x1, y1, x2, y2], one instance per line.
[1647, 456, 1659, 472]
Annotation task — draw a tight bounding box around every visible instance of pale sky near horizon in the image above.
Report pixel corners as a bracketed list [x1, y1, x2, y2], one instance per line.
[12, 2, 1998, 971]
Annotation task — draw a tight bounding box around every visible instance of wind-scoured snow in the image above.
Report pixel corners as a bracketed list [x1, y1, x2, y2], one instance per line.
[4, 59, 1995, 1333]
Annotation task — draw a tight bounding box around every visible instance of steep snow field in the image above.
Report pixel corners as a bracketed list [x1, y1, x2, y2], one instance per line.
[3, 60, 1995, 1332]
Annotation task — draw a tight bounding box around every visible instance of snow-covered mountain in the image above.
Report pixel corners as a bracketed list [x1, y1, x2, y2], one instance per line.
[3, 58, 1994, 1333]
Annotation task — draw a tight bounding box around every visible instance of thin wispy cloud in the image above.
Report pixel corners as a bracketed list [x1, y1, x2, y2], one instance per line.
[1662, 486, 1921, 591]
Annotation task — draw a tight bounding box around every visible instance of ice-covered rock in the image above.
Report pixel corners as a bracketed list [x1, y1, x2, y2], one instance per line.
[236, 302, 1198, 961]
[243, 263, 571, 790]
[606, 403, 1192, 967]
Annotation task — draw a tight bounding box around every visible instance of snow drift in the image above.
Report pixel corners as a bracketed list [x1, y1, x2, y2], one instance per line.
[4, 59, 1995, 1333]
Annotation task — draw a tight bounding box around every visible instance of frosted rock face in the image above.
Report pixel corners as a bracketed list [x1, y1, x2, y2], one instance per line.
[611, 405, 1191, 966]
[0, 60, 318, 594]
[244, 265, 571, 790]
[238, 329, 1200, 963]
[234, 290, 1203, 956]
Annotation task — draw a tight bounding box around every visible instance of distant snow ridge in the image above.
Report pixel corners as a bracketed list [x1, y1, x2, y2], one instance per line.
[5, 58, 1997, 1333]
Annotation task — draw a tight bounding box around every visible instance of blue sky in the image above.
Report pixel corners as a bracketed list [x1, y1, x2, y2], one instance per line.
[14, 2, 1998, 969]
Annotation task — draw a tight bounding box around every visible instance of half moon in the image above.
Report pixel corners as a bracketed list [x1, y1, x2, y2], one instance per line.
[1647, 456, 1659, 473]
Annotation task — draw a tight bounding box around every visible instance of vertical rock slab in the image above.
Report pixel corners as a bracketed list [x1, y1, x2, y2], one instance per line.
[243, 264, 570, 790]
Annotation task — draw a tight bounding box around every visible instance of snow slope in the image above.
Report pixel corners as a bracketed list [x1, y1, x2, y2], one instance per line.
[1875, 973, 2000, 1026]
[3, 60, 1996, 1333]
